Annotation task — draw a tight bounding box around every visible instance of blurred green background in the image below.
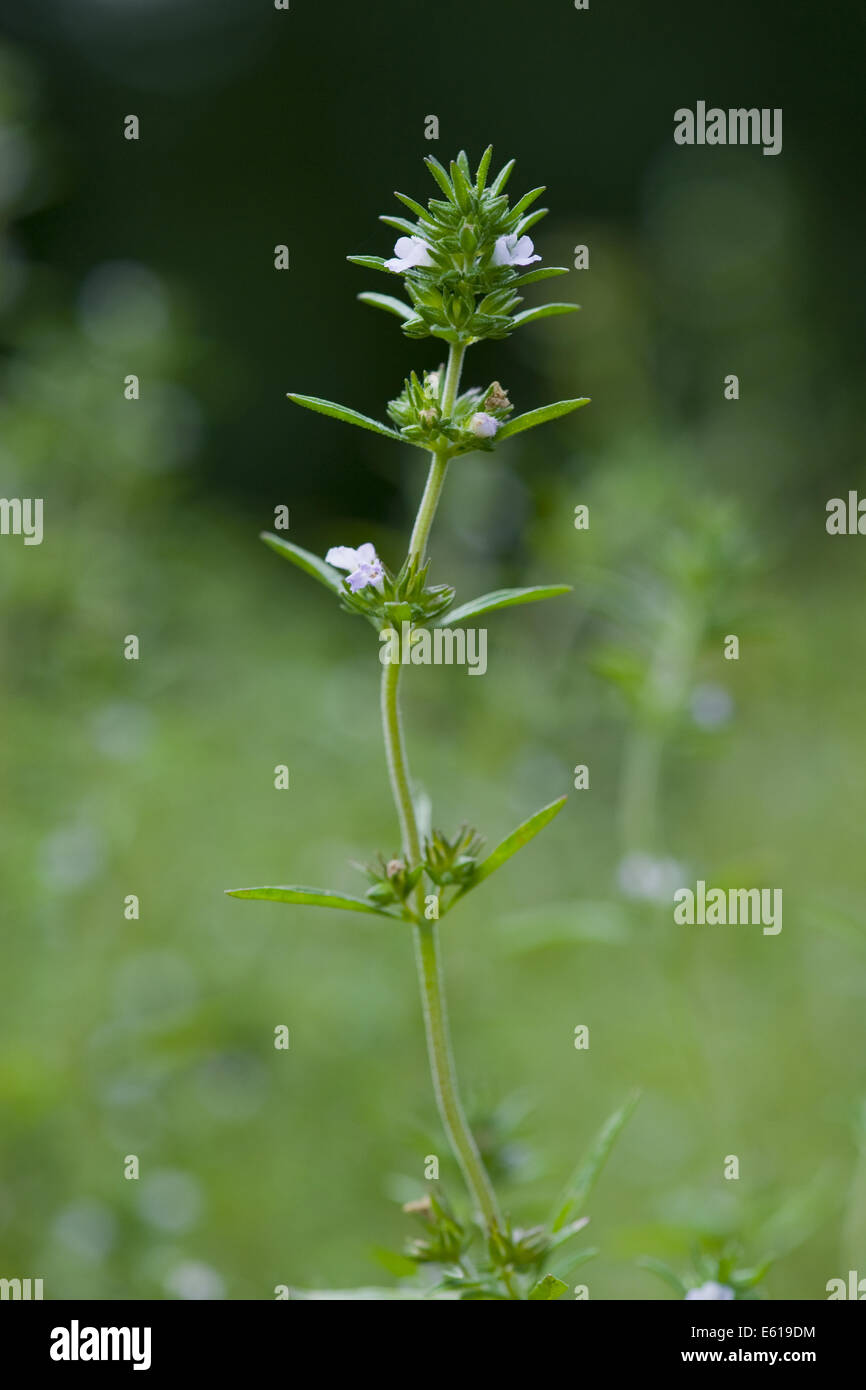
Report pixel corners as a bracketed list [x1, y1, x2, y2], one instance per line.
[0, 0, 864, 1299]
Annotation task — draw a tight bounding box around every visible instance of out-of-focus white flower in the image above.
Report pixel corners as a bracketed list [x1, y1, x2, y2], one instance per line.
[325, 542, 385, 594]
[165, 1261, 225, 1301]
[468, 412, 500, 439]
[686, 1281, 735, 1300]
[691, 683, 734, 730]
[617, 852, 685, 905]
[492, 233, 541, 267]
[385, 236, 433, 272]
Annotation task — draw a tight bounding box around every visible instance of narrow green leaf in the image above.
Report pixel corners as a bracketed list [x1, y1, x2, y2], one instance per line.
[439, 585, 571, 626]
[510, 303, 581, 330]
[497, 397, 590, 441]
[511, 266, 570, 287]
[287, 392, 408, 443]
[636, 1258, 689, 1297]
[732, 1259, 774, 1290]
[528, 1274, 569, 1301]
[357, 292, 414, 322]
[259, 532, 343, 594]
[551, 1090, 641, 1232]
[424, 156, 454, 200]
[470, 796, 567, 890]
[510, 185, 546, 219]
[370, 1246, 419, 1279]
[555, 1247, 600, 1277]
[516, 207, 549, 234]
[394, 190, 429, 220]
[490, 158, 516, 195]
[548, 1216, 590, 1250]
[450, 159, 472, 210]
[475, 145, 493, 192]
[346, 254, 390, 273]
[225, 885, 394, 917]
[379, 215, 420, 238]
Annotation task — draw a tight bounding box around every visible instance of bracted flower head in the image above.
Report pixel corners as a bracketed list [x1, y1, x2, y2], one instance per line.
[492, 232, 541, 267]
[385, 235, 433, 273]
[325, 542, 385, 593]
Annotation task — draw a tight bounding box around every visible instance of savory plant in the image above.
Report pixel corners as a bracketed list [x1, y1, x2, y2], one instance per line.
[227, 148, 631, 1299]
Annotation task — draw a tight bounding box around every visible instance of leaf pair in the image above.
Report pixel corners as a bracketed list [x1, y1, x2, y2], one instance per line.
[287, 390, 590, 452]
[358, 287, 582, 338]
[261, 531, 574, 629]
[225, 795, 568, 922]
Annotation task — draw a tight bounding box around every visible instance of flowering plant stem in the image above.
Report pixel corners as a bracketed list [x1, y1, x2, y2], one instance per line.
[408, 344, 464, 559]
[381, 341, 503, 1232]
[228, 149, 614, 1296]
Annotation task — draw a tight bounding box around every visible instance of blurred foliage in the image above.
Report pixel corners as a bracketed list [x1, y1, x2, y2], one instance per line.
[0, 1, 865, 1299]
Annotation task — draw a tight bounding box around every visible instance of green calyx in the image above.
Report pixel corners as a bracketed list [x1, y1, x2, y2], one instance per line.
[423, 824, 486, 887]
[357, 853, 424, 910]
[339, 553, 455, 627]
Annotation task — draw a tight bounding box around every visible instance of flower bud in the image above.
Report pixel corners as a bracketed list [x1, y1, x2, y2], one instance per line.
[468, 412, 499, 439]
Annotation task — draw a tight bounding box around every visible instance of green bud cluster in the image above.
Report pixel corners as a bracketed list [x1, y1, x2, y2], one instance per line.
[423, 825, 486, 887]
[403, 1192, 468, 1265]
[357, 853, 424, 910]
[387, 369, 513, 454]
[487, 1220, 551, 1271]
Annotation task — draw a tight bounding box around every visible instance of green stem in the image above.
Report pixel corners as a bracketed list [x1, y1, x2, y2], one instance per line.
[379, 563, 502, 1233]
[408, 343, 465, 562]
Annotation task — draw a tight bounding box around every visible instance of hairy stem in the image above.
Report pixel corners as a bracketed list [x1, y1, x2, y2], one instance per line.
[380, 344, 502, 1228]
[408, 343, 465, 561]
[380, 657, 501, 1229]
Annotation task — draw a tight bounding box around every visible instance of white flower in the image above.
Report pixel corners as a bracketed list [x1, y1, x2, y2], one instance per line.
[690, 683, 734, 730]
[385, 236, 433, 273]
[468, 412, 500, 439]
[685, 1282, 735, 1301]
[325, 542, 385, 594]
[492, 233, 541, 267]
[616, 852, 685, 905]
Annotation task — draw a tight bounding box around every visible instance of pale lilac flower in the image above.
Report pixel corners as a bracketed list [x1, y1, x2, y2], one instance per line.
[685, 1282, 735, 1300]
[690, 683, 734, 730]
[468, 412, 500, 439]
[616, 852, 685, 905]
[492, 233, 541, 267]
[325, 542, 385, 594]
[385, 236, 433, 273]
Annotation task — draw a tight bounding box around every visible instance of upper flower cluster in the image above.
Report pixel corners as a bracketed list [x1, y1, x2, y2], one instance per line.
[349, 147, 574, 346]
